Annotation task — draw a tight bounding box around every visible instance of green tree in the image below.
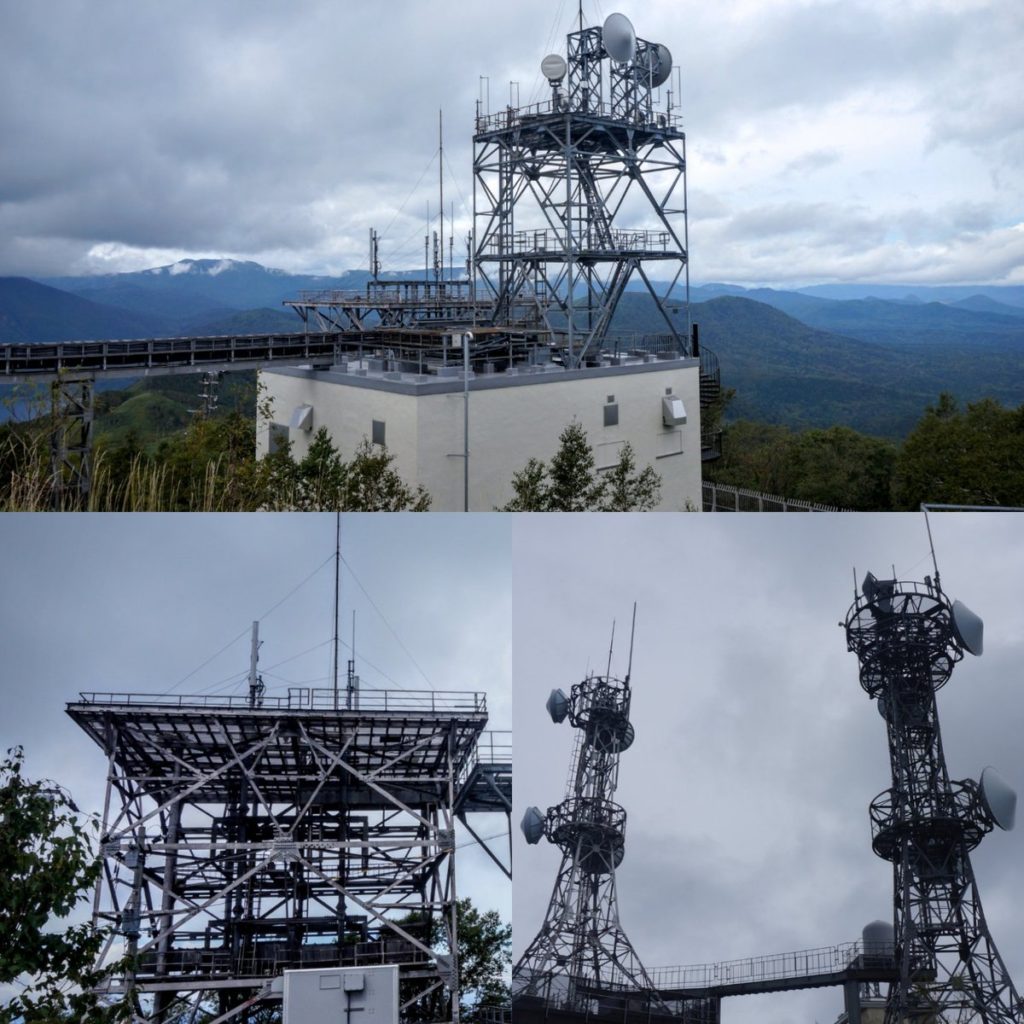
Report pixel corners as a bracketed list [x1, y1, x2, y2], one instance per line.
[547, 421, 606, 511]
[892, 394, 1024, 509]
[789, 426, 896, 511]
[709, 420, 896, 510]
[388, 899, 510, 1023]
[600, 441, 661, 511]
[451, 898, 511, 1020]
[502, 458, 551, 512]
[502, 422, 661, 511]
[0, 748, 126, 1023]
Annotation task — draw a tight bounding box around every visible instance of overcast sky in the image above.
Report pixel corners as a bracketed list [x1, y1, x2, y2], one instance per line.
[511, 512, 1024, 1024]
[2, 511, 1022, 1024]
[0, 513, 512, 929]
[2, 0, 1021, 286]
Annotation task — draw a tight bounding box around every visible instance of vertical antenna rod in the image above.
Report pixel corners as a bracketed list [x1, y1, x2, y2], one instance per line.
[248, 621, 260, 708]
[605, 619, 616, 678]
[332, 512, 340, 710]
[625, 601, 637, 685]
[439, 110, 444, 285]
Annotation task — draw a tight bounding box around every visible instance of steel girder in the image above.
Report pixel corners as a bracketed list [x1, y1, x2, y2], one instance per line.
[49, 375, 93, 508]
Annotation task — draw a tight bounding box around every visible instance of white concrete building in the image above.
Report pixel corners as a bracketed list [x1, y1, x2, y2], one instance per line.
[258, 353, 704, 511]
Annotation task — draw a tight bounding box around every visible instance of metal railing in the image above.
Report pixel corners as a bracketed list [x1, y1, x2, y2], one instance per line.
[475, 730, 511, 766]
[479, 228, 678, 258]
[703, 481, 845, 513]
[648, 940, 895, 992]
[1, 332, 343, 379]
[293, 280, 476, 307]
[457, 730, 511, 790]
[474, 99, 684, 135]
[75, 688, 487, 714]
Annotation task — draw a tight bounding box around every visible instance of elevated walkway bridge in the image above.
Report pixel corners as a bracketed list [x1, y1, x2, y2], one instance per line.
[513, 940, 897, 1024]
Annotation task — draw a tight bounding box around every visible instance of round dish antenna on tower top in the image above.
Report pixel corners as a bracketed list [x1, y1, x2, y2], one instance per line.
[541, 53, 567, 83]
[602, 12, 636, 63]
[637, 41, 673, 88]
[951, 598, 984, 656]
[651, 43, 673, 87]
[980, 766, 1017, 831]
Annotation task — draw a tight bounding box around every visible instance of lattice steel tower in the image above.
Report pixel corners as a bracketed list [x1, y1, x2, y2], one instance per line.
[514, 612, 666, 1014]
[843, 570, 1021, 1023]
[67, 664, 509, 1024]
[473, 12, 690, 368]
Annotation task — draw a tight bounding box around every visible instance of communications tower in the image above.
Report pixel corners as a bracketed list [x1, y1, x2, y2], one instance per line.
[473, 12, 692, 368]
[514, 612, 669, 1017]
[843, 571, 1022, 1023]
[67, 660, 509, 1023]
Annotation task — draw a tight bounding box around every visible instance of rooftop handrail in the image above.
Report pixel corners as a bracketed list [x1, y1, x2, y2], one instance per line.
[73, 688, 488, 714]
[474, 99, 684, 135]
[457, 729, 511, 789]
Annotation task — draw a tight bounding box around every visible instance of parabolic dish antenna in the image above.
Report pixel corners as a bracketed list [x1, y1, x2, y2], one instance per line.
[602, 12, 636, 63]
[541, 53, 567, 82]
[951, 598, 984, 656]
[521, 806, 546, 844]
[651, 43, 673, 87]
[980, 767, 1017, 831]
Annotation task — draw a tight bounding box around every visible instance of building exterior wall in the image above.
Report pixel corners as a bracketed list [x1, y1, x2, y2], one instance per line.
[259, 360, 703, 511]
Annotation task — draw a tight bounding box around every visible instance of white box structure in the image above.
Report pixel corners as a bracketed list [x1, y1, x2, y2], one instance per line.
[259, 355, 703, 511]
[283, 964, 399, 1024]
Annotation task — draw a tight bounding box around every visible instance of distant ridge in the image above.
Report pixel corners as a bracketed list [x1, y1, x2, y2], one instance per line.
[0, 277, 167, 343]
[4, 262, 1022, 441]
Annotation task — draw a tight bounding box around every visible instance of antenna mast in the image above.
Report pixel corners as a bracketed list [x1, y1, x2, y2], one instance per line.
[247, 621, 263, 708]
[844, 570, 1019, 1023]
[515, 607, 676, 1017]
[439, 110, 444, 284]
[332, 513, 340, 710]
[625, 601, 637, 685]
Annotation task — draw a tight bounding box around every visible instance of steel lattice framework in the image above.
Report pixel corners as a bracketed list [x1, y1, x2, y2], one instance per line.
[50, 376, 93, 508]
[473, 25, 690, 369]
[67, 688, 495, 1024]
[843, 575, 1023, 1024]
[514, 656, 689, 1020]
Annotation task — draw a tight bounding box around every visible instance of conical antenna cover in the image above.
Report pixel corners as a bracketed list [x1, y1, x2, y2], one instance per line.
[602, 13, 636, 63]
[521, 806, 546, 844]
[546, 687, 570, 723]
[980, 767, 1016, 831]
[951, 598, 984, 656]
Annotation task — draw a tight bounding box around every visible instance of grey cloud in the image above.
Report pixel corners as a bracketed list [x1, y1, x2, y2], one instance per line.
[1, 0, 1021, 283]
[784, 149, 842, 175]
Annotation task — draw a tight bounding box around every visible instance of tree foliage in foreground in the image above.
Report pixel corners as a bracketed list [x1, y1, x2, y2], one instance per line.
[1, 412, 431, 511]
[0, 748, 126, 1024]
[892, 394, 1024, 509]
[502, 421, 661, 511]
[709, 421, 898, 510]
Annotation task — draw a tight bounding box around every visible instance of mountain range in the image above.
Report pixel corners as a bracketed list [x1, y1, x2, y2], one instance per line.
[2, 259, 1023, 439]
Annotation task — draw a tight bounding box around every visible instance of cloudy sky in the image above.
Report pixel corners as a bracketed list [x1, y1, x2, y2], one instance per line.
[2, 0, 1021, 286]
[2, 511, 1023, 1024]
[511, 512, 1024, 1024]
[0, 513, 512, 926]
